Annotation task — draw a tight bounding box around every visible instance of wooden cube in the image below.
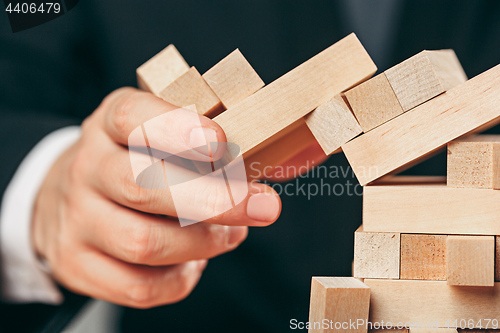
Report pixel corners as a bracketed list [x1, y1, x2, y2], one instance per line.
[136, 44, 190, 96]
[446, 235, 495, 286]
[400, 234, 447, 281]
[306, 94, 362, 155]
[385, 49, 467, 112]
[344, 73, 403, 132]
[309, 277, 370, 333]
[447, 135, 500, 189]
[203, 49, 264, 109]
[159, 67, 222, 117]
[353, 227, 400, 279]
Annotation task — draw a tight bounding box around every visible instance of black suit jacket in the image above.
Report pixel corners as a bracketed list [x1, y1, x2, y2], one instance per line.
[1, 1, 500, 332]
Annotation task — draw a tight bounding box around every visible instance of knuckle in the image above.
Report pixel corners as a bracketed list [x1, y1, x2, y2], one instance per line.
[96, 88, 127, 117]
[126, 224, 155, 263]
[98, 153, 141, 206]
[111, 90, 141, 139]
[121, 177, 150, 208]
[107, 87, 137, 106]
[125, 262, 201, 308]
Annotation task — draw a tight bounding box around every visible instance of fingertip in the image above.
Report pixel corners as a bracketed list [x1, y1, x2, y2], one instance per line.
[246, 191, 281, 225]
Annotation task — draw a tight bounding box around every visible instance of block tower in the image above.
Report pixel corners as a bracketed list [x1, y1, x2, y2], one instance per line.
[309, 49, 500, 333]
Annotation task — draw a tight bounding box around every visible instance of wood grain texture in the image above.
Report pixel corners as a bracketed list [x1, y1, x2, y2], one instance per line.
[385, 50, 467, 112]
[400, 234, 447, 281]
[200, 49, 308, 174]
[497, 236, 500, 282]
[425, 50, 468, 91]
[365, 279, 500, 328]
[159, 67, 223, 117]
[202, 49, 264, 109]
[446, 235, 495, 287]
[306, 94, 362, 155]
[309, 277, 370, 333]
[136, 44, 190, 96]
[342, 64, 500, 186]
[447, 135, 500, 189]
[201, 49, 313, 174]
[344, 73, 403, 132]
[363, 177, 500, 235]
[213, 33, 376, 156]
[353, 226, 400, 279]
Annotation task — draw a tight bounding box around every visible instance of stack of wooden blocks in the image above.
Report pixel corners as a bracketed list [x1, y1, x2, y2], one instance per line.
[136, 33, 500, 333]
[308, 46, 500, 332]
[136, 34, 377, 178]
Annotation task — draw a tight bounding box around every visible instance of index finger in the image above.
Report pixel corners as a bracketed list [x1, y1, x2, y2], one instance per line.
[99, 87, 227, 161]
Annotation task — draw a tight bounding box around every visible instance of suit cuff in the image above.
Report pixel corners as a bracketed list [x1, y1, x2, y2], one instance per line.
[1, 126, 81, 304]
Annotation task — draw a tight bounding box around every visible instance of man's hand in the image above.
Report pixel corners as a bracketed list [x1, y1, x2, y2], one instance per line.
[31, 87, 282, 308]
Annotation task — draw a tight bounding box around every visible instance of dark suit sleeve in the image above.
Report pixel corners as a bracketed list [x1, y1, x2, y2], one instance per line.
[0, 8, 108, 197]
[0, 5, 106, 333]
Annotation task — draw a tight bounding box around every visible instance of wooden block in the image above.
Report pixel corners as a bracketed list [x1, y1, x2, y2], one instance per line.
[309, 277, 370, 333]
[202, 49, 265, 109]
[496, 236, 500, 282]
[447, 135, 500, 189]
[159, 67, 223, 117]
[353, 226, 400, 279]
[203, 50, 310, 175]
[385, 50, 467, 112]
[446, 235, 495, 287]
[213, 33, 376, 156]
[344, 73, 403, 132]
[410, 329, 457, 333]
[245, 119, 316, 180]
[365, 279, 500, 328]
[306, 94, 362, 155]
[243, 117, 308, 158]
[137, 44, 190, 96]
[400, 234, 447, 281]
[363, 177, 500, 235]
[342, 64, 500, 186]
